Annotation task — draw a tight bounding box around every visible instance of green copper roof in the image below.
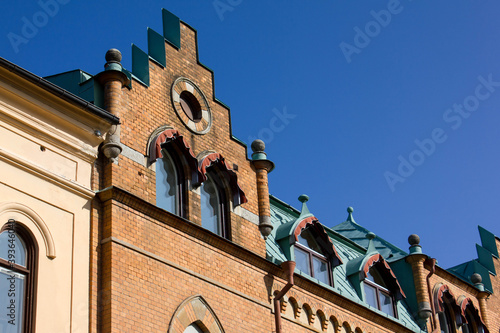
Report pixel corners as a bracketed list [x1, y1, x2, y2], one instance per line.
[331, 209, 408, 263]
[446, 226, 497, 294]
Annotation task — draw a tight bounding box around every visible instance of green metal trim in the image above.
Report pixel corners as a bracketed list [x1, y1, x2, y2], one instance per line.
[476, 244, 496, 274]
[346, 255, 368, 278]
[230, 135, 247, 147]
[132, 44, 150, 86]
[478, 226, 499, 258]
[214, 97, 230, 109]
[44, 68, 93, 80]
[92, 79, 104, 108]
[147, 28, 166, 67]
[121, 69, 133, 89]
[162, 8, 181, 49]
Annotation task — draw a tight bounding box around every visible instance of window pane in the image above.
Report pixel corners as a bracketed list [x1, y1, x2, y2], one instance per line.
[0, 267, 25, 333]
[0, 229, 26, 267]
[312, 256, 329, 285]
[295, 247, 311, 275]
[156, 156, 178, 214]
[379, 291, 394, 316]
[200, 177, 220, 235]
[367, 267, 387, 288]
[297, 228, 323, 254]
[364, 284, 378, 309]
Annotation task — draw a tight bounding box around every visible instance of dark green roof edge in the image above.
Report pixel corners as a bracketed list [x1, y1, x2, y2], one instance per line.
[0, 57, 119, 125]
[270, 195, 301, 216]
[478, 226, 499, 258]
[44, 68, 93, 80]
[231, 135, 247, 147]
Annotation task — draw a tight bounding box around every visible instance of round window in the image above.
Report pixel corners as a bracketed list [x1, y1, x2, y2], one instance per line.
[171, 77, 212, 134]
[179, 91, 202, 123]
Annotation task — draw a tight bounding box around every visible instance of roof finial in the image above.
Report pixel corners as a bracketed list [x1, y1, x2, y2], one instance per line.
[104, 48, 123, 71]
[366, 232, 377, 253]
[346, 206, 355, 222]
[471, 273, 485, 291]
[408, 234, 422, 254]
[298, 194, 311, 216]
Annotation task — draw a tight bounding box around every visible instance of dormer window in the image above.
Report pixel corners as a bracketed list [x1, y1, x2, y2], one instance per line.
[275, 195, 342, 287]
[364, 265, 396, 317]
[295, 225, 332, 285]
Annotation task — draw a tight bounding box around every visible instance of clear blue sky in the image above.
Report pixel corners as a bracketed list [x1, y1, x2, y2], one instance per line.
[2, 1, 500, 269]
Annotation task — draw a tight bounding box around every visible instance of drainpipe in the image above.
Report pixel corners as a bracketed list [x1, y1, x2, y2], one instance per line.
[425, 258, 438, 332]
[274, 261, 295, 333]
[250, 140, 275, 239]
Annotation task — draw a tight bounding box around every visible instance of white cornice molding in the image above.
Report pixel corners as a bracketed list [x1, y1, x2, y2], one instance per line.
[0, 98, 100, 162]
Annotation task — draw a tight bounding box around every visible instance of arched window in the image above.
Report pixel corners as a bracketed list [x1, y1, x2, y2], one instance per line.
[295, 224, 332, 285]
[156, 150, 185, 216]
[200, 172, 229, 238]
[0, 220, 37, 333]
[363, 265, 396, 317]
[149, 128, 204, 219]
[438, 301, 456, 333]
[462, 308, 476, 333]
[198, 152, 247, 239]
[168, 295, 224, 333]
[434, 286, 461, 333]
[460, 298, 487, 333]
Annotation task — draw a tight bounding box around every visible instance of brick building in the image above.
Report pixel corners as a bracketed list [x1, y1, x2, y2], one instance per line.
[0, 8, 499, 333]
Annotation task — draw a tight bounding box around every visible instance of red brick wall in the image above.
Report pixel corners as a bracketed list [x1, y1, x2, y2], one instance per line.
[485, 238, 500, 332]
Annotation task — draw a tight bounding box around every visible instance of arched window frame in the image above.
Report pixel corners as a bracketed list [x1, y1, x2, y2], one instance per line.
[459, 297, 488, 333]
[168, 295, 225, 333]
[198, 153, 247, 239]
[434, 284, 463, 333]
[149, 128, 204, 219]
[0, 220, 38, 333]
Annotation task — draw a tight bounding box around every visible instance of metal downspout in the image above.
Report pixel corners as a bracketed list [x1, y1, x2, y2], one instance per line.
[274, 261, 295, 333]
